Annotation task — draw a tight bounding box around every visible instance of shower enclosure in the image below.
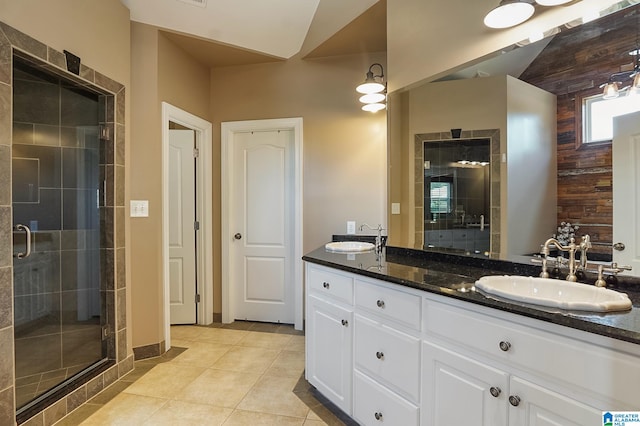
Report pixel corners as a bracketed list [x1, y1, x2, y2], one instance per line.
[12, 56, 108, 411]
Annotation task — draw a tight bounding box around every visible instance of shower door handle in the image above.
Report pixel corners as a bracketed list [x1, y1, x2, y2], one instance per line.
[15, 224, 32, 259]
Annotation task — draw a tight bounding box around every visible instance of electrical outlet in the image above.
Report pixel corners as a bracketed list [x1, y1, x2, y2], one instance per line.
[347, 221, 356, 234]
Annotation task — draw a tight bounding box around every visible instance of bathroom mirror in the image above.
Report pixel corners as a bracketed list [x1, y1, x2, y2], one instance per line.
[388, 0, 639, 266]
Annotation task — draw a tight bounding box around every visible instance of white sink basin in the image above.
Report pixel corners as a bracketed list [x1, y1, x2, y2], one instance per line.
[325, 241, 375, 253]
[475, 275, 632, 312]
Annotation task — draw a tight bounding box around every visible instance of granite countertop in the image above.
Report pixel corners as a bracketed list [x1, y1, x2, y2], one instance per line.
[302, 245, 640, 346]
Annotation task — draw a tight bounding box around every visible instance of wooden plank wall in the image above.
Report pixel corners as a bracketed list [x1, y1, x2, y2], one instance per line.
[520, 5, 639, 255]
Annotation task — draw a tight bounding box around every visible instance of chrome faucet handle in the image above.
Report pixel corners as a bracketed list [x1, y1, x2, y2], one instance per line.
[565, 238, 578, 282]
[595, 265, 607, 287]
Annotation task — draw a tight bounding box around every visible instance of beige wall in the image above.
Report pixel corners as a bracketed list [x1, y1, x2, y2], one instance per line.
[129, 23, 211, 348]
[387, 0, 622, 91]
[210, 54, 387, 313]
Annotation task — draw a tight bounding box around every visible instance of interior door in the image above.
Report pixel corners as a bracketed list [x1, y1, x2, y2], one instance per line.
[232, 129, 294, 323]
[612, 111, 640, 272]
[168, 129, 197, 324]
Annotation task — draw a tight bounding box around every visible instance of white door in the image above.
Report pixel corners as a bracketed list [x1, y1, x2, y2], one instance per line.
[168, 129, 197, 324]
[232, 129, 294, 323]
[613, 111, 640, 272]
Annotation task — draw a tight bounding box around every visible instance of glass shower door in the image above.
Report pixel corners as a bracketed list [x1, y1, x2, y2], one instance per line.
[12, 57, 105, 410]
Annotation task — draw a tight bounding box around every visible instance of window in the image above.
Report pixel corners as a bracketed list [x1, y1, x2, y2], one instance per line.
[430, 181, 452, 214]
[583, 93, 640, 143]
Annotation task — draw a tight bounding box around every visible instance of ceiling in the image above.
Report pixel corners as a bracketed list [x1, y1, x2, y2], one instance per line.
[122, 0, 387, 68]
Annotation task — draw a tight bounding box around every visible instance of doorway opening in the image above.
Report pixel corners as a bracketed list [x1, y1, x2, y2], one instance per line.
[162, 103, 213, 349]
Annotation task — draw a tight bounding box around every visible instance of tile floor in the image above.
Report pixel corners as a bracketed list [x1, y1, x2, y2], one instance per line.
[53, 322, 355, 425]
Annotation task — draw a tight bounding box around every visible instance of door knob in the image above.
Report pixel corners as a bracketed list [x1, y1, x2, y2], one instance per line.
[234, 233, 242, 240]
[613, 242, 625, 251]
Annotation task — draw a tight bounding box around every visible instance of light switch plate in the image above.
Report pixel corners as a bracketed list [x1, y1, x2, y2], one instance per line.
[347, 221, 356, 234]
[130, 200, 149, 217]
[391, 203, 401, 215]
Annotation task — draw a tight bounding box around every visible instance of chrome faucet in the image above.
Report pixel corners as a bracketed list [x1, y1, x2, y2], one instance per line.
[360, 223, 385, 255]
[540, 237, 578, 281]
[538, 234, 632, 287]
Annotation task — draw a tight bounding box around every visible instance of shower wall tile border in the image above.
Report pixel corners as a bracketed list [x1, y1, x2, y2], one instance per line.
[0, 20, 129, 425]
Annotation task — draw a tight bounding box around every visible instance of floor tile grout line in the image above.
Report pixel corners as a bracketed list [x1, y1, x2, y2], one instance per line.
[64, 323, 318, 425]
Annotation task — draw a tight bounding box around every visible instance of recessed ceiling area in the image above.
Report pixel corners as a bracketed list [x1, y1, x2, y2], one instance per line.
[122, 0, 386, 68]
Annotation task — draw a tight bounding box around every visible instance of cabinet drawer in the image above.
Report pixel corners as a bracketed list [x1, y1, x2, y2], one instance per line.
[307, 265, 353, 305]
[354, 370, 419, 426]
[424, 298, 640, 407]
[354, 314, 420, 402]
[355, 280, 421, 330]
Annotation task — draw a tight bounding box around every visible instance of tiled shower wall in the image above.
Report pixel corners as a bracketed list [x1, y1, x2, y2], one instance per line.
[0, 22, 130, 425]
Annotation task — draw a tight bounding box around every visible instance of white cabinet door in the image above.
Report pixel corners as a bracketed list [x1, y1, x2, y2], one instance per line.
[306, 294, 353, 414]
[422, 341, 509, 426]
[508, 377, 602, 426]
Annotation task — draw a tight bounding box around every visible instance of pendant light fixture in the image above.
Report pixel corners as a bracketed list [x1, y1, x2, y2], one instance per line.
[356, 63, 386, 112]
[601, 80, 621, 99]
[534, 0, 571, 6]
[484, 0, 535, 29]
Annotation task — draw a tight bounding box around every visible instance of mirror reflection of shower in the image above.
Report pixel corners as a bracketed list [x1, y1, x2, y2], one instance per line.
[424, 138, 491, 254]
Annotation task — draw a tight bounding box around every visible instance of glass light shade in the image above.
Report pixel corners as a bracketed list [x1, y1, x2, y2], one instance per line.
[359, 93, 386, 104]
[535, 0, 571, 5]
[362, 103, 386, 112]
[356, 81, 385, 94]
[602, 82, 620, 99]
[633, 72, 640, 90]
[484, 1, 534, 29]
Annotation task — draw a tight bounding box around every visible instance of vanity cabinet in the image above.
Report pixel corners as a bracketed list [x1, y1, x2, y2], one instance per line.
[423, 295, 639, 426]
[305, 265, 354, 415]
[304, 262, 640, 425]
[353, 279, 421, 425]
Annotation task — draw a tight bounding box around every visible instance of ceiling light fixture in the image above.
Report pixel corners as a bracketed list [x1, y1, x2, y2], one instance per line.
[357, 63, 386, 113]
[601, 6, 640, 98]
[484, 0, 535, 29]
[534, 0, 571, 6]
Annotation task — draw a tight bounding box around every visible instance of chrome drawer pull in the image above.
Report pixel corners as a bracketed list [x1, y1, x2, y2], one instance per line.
[374, 412, 383, 421]
[509, 395, 521, 407]
[376, 351, 384, 360]
[376, 299, 385, 308]
[499, 341, 511, 352]
[341, 319, 348, 327]
[490, 387, 501, 398]
[323, 282, 330, 289]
